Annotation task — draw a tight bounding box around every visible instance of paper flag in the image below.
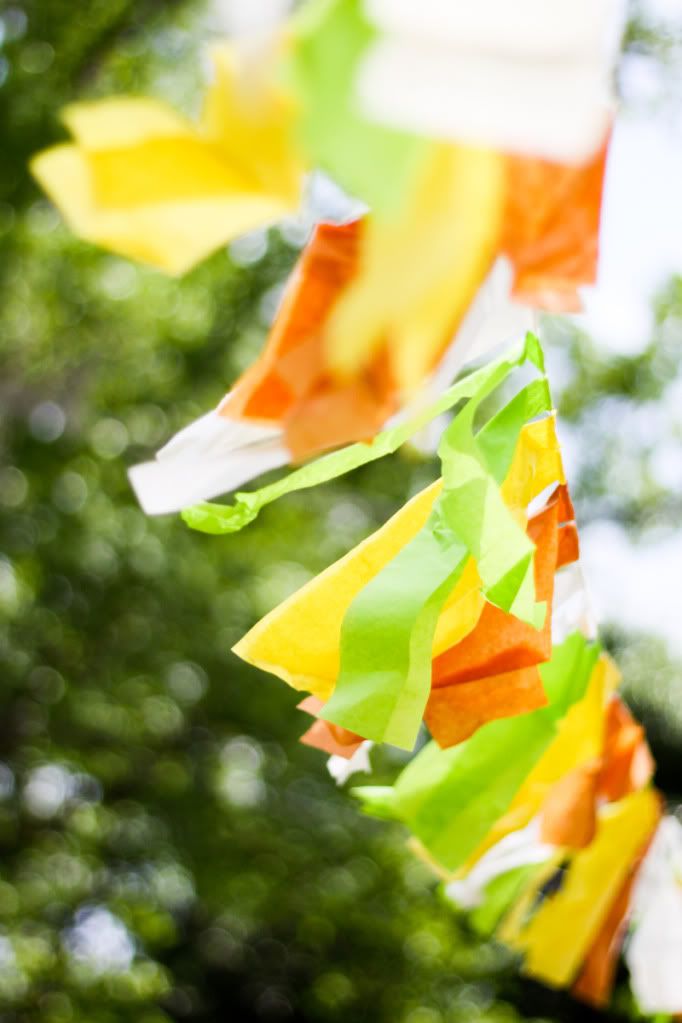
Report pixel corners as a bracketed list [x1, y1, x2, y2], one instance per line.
[141, 136, 601, 512]
[430, 486, 571, 689]
[572, 832, 653, 1008]
[132, 229, 531, 515]
[551, 561, 598, 644]
[129, 413, 290, 518]
[358, 0, 623, 162]
[499, 788, 660, 988]
[219, 219, 401, 459]
[501, 140, 609, 312]
[322, 144, 504, 386]
[424, 483, 578, 749]
[233, 353, 548, 699]
[423, 667, 549, 752]
[597, 695, 655, 802]
[234, 479, 458, 699]
[354, 633, 600, 872]
[31, 44, 303, 274]
[235, 363, 554, 753]
[461, 651, 617, 868]
[319, 379, 550, 750]
[539, 761, 601, 850]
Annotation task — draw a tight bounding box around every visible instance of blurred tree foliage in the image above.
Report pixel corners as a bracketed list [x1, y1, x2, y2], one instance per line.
[0, 2, 680, 1022]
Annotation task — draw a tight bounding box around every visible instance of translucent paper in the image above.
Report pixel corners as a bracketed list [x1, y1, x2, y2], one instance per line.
[354, 633, 600, 871]
[183, 333, 545, 535]
[31, 45, 303, 274]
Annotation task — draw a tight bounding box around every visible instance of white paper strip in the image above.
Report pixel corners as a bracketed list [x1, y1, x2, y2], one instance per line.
[445, 819, 554, 910]
[327, 741, 374, 786]
[359, 41, 612, 163]
[626, 816, 682, 1015]
[210, 0, 291, 38]
[364, 0, 625, 63]
[128, 409, 289, 515]
[551, 562, 599, 644]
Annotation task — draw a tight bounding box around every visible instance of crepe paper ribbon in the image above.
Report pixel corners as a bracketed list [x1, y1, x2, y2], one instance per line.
[357, 0, 623, 164]
[353, 632, 600, 872]
[297, 696, 364, 758]
[499, 788, 661, 989]
[30, 44, 304, 275]
[183, 332, 545, 534]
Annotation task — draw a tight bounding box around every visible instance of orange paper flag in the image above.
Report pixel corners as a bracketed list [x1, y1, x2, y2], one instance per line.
[219, 220, 398, 460]
[425, 486, 578, 749]
[432, 486, 574, 689]
[297, 696, 364, 759]
[424, 666, 548, 749]
[501, 139, 609, 313]
[598, 697, 656, 803]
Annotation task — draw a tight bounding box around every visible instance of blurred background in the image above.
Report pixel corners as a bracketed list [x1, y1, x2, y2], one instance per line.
[0, 1, 681, 1021]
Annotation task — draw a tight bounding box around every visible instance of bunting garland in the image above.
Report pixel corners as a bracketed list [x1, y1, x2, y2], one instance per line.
[29, 0, 681, 1016]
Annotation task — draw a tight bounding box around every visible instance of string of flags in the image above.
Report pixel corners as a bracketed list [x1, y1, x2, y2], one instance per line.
[30, 0, 682, 1016]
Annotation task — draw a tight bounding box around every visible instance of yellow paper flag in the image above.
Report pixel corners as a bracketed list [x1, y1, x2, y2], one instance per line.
[31, 45, 303, 275]
[501, 787, 660, 988]
[324, 143, 505, 389]
[234, 480, 483, 699]
[234, 415, 564, 702]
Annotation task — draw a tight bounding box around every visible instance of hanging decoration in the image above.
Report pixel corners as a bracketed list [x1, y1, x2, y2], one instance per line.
[29, 0, 680, 1016]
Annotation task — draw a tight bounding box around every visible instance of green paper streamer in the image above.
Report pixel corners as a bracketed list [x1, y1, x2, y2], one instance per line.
[286, 0, 428, 216]
[353, 633, 600, 871]
[182, 333, 546, 535]
[320, 374, 551, 750]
